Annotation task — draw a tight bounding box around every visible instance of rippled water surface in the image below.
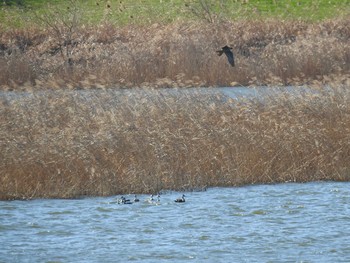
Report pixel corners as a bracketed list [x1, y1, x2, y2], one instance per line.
[1, 182, 350, 262]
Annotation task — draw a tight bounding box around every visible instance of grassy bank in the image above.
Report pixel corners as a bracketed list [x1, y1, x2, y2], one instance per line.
[1, 83, 350, 200]
[1, 0, 349, 28]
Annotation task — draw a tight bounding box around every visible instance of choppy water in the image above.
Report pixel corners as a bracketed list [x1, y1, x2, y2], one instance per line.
[1, 182, 350, 263]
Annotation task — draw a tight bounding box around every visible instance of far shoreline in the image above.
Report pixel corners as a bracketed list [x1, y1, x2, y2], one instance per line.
[1, 18, 349, 90]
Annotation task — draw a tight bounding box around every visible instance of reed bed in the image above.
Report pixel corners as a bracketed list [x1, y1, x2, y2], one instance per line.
[1, 82, 350, 200]
[1, 12, 350, 199]
[0, 18, 349, 90]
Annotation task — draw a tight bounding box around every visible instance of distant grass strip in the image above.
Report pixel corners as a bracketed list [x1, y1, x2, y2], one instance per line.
[0, 0, 349, 29]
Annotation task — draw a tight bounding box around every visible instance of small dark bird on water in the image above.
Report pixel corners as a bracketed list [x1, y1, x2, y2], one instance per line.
[216, 45, 235, 67]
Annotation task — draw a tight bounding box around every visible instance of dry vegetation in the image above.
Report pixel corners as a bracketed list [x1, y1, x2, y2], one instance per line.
[0, 18, 349, 89]
[1, 82, 350, 200]
[1, 10, 350, 199]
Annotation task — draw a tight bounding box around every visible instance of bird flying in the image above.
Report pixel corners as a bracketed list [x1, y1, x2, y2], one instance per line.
[216, 45, 235, 67]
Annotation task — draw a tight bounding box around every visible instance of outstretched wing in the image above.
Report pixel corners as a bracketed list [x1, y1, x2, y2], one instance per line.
[225, 50, 235, 67]
[216, 50, 224, 56]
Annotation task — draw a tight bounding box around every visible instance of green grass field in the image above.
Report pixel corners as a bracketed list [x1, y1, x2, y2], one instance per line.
[1, 0, 349, 28]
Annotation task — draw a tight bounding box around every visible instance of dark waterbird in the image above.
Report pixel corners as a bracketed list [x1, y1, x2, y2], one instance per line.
[118, 196, 132, 204]
[175, 194, 186, 203]
[216, 45, 235, 67]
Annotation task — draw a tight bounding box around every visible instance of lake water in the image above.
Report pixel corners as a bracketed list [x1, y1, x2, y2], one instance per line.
[0, 85, 319, 104]
[1, 182, 350, 262]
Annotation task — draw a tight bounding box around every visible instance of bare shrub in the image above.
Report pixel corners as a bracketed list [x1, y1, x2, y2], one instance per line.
[34, 0, 83, 67]
[184, 0, 221, 23]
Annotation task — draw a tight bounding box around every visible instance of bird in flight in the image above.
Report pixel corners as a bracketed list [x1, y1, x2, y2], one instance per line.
[216, 45, 235, 67]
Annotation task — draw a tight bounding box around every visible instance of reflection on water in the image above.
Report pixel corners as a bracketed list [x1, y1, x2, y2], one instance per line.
[1, 182, 350, 262]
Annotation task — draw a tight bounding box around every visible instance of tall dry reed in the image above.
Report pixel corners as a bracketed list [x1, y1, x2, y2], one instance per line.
[0, 19, 349, 90]
[1, 81, 350, 200]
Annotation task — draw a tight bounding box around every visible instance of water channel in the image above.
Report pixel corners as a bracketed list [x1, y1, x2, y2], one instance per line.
[1, 182, 350, 262]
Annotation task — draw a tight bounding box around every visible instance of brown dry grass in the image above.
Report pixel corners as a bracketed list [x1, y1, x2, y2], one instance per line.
[1, 18, 350, 200]
[0, 19, 349, 90]
[1, 81, 350, 200]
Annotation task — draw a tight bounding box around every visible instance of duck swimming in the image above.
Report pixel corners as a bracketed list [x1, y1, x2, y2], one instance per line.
[117, 196, 125, 204]
[133, 195, 140, 202]
[175, 194, 186, 203]
[156, 194, 161, 205]
[118, 196, 132, 204]
[146, 194, 154, 203]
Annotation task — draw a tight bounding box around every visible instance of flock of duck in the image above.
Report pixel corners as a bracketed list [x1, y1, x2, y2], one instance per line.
[116, 194, 186, 205]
